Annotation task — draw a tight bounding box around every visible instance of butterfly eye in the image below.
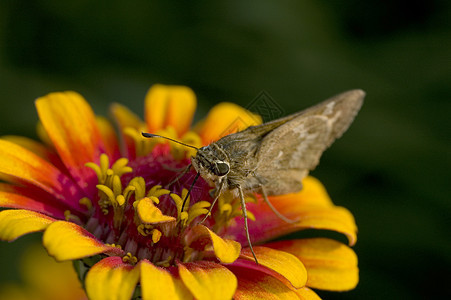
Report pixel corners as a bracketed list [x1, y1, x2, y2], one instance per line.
[214, 161, 230, 176]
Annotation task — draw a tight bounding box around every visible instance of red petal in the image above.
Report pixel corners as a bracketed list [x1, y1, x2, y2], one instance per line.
[0, 183, 65, 218]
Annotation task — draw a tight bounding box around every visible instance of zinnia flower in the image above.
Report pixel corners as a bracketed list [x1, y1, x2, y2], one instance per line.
[0, 84, 358, 299]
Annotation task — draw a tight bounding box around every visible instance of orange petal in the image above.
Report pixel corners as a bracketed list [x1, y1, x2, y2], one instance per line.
[266, 238, 358, 291]
[0, 183, 65, 218]
[178, 261, 237, 300]
[188, 225, 241, 263]
[0, 139, 84, 211]
[140, 260, 192, 300]
[239, 246, 307, 289]
[43, 221, 122, 261]
[110, 103, 144, 159]
[85, 256, 140, 300]
[1, 135, 64, 169]
[238, 177, 357, 246]
[144, 84, 196, 136]
[0, 209, 55, 241]
[195, 102, 262, 144]
[35, 91, 106, 194]
[228, 266, 299, 300]
[96, 116, 120, 161]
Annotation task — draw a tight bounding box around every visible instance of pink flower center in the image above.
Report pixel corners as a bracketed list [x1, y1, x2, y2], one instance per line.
[79, 144, 240, 266]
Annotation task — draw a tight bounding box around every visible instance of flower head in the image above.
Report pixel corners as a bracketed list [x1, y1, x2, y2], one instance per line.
[0, 84, 358, 299]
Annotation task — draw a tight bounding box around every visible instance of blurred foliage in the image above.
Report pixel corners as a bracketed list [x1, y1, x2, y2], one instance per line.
[0, 0, 450, 299]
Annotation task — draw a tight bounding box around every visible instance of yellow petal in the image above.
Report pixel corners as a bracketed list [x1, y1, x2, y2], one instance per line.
[0, 209, 55, 241]
[296, 176, 333, 207]
[294, 287, 322, 300]
[188, 225, 241, 263]
[240, 246, 307, 289]
[35, 91, 106, 193]
[178, 261, 237, 300]
[266, 238, 358, 291]
[110, 102, 143, 130]
[230, 265, 300, 300]
[140, 260, 192, 300]
[296, 207, 358, 246]
[110, 103, 144, 158]
[20, 244, 87, 300]
[195, 102, 262, 144]
[144, 84, 196, 136]
[43, 221, 122, 261]
[136, 197, 176, 224]
[85, 257, 140, 300]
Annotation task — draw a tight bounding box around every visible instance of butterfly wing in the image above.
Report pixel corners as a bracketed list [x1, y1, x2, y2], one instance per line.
[254, 89, 364, 195]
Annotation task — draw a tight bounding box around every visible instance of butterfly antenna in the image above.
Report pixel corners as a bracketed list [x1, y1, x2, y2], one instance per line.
[141, 132, 199, 150]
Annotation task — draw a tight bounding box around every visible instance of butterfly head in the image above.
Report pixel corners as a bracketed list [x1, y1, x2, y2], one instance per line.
[191, 144, 230, 185]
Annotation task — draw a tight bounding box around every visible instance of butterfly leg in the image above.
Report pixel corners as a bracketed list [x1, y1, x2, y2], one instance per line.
[165, 164, 192, 189]
[238, 185, 259, 264]
[199, 181, 225, 224]
[260, 184, 299, 224]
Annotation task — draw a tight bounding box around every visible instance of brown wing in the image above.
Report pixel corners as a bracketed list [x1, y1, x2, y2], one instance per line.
[254, 90, 364, 195]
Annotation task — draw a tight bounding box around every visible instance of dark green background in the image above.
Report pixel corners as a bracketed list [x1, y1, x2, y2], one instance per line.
[0, 1, 450, 299]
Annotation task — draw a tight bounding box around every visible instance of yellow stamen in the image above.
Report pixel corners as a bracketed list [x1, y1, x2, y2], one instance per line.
[151, 229, 162, 243]
[79, 197, 92, 210]
[122, 252, 138, 265]
[64, 210, 81, 223]
[111, 157, 133, 177]
[126, 177, 146, 201]
[105, 243, 122, 249]
[147, 185, 170, 199]
[137, 224, 152, 236]
[64, 210, 71, 221]
[187, 201, 211, 225]
[213, 191, 257, 232]
[155, 256, 172, 267]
